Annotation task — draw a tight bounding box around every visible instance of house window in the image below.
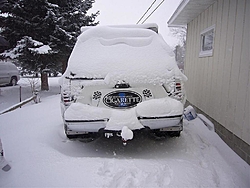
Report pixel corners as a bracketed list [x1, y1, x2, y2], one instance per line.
[199, 25, 215, 57]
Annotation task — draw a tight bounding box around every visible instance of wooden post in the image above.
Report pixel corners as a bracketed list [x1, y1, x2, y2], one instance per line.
[19, 86, 21, 108]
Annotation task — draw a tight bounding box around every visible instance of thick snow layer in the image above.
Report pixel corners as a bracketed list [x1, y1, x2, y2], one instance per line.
[136, 97, 183, 117]
[64, 96, 183, 131]
[60, 24, 187, 85]
[105, 108, 144, 131]
[64, 103, 111, 120]
[0, 78, 249, 187]
[80, 23, 159, 33]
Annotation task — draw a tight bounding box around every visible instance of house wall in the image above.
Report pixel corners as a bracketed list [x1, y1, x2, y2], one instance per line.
[184, 0, 249, 163]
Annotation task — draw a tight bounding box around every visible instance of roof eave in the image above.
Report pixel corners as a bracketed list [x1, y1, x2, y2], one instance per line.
[167, 0, 190, 27]
[167, 0, 217, 27]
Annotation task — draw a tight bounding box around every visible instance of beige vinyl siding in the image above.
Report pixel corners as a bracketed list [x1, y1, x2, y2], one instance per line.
[184, 0, 250, 144]
[237, 0, 249, 143]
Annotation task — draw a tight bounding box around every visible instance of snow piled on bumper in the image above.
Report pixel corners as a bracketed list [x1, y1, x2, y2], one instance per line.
[64, 96, 183, 131]
[64, 103, 111, 120]
[105, 108, 144, 131]
[136, 97, 183, 117]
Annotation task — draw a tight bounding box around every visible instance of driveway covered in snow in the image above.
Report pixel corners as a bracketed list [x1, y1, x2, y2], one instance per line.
[0, 78, 249, 187]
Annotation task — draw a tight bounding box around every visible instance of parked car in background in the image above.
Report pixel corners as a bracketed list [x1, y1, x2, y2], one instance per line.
[0, 61, 20, 86]
[59, 23, 187, 142]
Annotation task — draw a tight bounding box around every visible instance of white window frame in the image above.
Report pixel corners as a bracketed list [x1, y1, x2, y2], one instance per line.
[199, 25, 215, 57]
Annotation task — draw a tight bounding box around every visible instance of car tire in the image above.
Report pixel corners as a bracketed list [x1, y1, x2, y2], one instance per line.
[168, 131, 181, 137]
[78, 133, 100, 143]
[149, 130, 168, 140]
[10, 77, 17, 86]
[66, 134, 77, 139]
[64, 124, 76, 139]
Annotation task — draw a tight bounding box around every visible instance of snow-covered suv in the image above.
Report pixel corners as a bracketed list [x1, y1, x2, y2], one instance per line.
[59, 23, 187, 142]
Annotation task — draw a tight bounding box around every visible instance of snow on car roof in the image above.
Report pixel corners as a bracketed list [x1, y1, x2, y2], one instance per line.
[61, 24, 187, 85]
[80, 23, 159, 33]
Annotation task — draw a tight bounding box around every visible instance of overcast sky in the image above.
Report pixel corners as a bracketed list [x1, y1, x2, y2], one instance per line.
[91, 0, 182, 47]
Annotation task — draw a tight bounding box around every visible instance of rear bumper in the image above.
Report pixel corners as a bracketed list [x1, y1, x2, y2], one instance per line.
[138, 115, 183, 131]
[64, 115, 183, 135]
[65, 119, 108, 135]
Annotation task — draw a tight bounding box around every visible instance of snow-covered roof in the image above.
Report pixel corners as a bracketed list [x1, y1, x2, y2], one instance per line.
[81, 23, 159, 33]
[168, 0, 216, 27]
[61, 24, 186, 85]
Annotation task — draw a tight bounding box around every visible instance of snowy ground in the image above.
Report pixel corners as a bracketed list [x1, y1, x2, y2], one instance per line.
[0, 78, 249, 187]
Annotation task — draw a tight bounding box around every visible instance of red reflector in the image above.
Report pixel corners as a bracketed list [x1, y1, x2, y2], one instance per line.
[176, 83, 181, 86]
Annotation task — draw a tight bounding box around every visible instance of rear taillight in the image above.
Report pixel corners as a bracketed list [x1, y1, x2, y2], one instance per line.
[173, 80, 185, 101]
[175, 82, 182, 91]
[63, 97, 71, 103]
[61, 92, 73, 106]
[164, 78, 185, 103]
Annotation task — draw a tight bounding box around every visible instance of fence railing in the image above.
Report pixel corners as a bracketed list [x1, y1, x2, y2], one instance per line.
[0, 95, 38, 115]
